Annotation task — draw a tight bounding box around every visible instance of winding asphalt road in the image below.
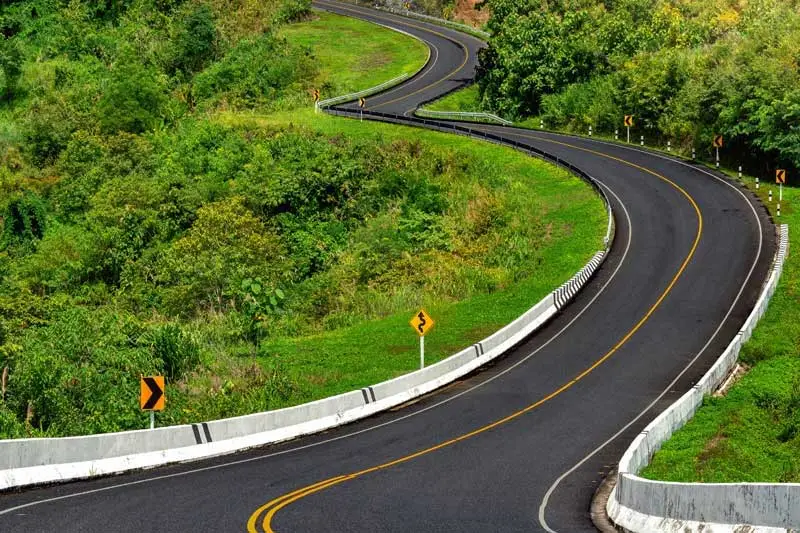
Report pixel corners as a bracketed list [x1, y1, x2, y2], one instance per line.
[0, 2, 776, 532]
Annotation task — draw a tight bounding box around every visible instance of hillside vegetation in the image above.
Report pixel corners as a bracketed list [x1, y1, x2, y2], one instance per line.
[0, 1, 604, 437]
[475, 0, 800, 174]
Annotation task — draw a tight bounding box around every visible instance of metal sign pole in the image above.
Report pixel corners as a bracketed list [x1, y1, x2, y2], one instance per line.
[150, 411, 155, 430]
[780, 182, 783, 202]
[420, 336, 425, 369]
[627, 126, 630, 144]
[716, 147, 719, 168]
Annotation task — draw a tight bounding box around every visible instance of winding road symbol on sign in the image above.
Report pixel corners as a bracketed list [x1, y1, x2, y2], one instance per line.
[410, 309, 434, 337]
[140, 376, 165, 411]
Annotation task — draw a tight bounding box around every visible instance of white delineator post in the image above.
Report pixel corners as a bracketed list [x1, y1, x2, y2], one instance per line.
[716, 147, 720, 168]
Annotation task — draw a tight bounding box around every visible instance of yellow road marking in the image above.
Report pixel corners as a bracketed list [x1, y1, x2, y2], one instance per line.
[314, 0, 471, 111]
[247, 134, 703, 532]
[246, 476, 348, 532]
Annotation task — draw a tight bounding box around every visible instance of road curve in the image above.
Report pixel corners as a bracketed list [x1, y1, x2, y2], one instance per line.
[0, 3, 775, 532]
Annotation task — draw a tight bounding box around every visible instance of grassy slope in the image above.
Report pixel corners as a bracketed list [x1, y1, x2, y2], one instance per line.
[279, 11, 428, 96]
[207, 11, 605, 405]
[424, 84, 481, 112]
[218, 107, 605, 401]
[642, 180, 800, 483]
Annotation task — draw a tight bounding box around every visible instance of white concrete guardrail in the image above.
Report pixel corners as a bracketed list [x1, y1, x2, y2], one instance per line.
[608, 224, 798, 533]
[0, 176, 613, 492]
[415, 108, 513, 126]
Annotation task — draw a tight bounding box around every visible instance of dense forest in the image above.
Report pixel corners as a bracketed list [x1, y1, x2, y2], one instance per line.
[0, 0, 582, 437]
[477, 0, 800, 174]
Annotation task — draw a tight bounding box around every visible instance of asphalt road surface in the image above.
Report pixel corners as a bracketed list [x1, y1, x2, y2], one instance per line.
[0, 2, 775, 532]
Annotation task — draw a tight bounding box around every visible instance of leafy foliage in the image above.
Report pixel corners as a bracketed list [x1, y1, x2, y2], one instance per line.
[479, 0, 800, 173]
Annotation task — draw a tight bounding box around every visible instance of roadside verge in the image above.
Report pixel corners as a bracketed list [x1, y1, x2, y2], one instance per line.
[607, 225, 796, 532]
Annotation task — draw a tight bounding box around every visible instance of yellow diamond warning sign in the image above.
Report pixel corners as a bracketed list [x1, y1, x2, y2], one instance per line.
[409, 309, 434, 337]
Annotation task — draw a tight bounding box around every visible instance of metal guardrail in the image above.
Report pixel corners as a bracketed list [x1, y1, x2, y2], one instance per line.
[316, 73, 410, 109]
[374, 5, 490, 40]
[415, 108, 512, 126]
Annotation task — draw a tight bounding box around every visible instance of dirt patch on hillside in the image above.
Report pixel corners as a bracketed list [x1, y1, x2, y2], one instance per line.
[451, 0, 489, 27]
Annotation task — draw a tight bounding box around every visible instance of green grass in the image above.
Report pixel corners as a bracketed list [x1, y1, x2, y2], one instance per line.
[642, 180, 800, 483]
[218, 107, 606, 403]
[424, 84, 481, 112]
[279, 10, 429, 96]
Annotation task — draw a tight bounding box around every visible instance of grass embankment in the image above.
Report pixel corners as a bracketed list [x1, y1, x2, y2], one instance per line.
[220, 107, 605, 399]
[642, 181, 800, 483]
[279, 11, 428, 95]
[423, 85, 481, 113]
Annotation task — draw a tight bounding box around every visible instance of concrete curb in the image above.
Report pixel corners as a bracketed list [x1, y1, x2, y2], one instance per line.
[607, 225, 799, 532]
[0, 132, 614, 494]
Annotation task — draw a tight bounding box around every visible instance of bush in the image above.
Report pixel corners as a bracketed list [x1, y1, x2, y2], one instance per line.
[148, 323, 200, 380]
[1, 193, 47, 250]
[171, 4, 218, 77]
[273, 0, 311, 24]
[97, 60, 169, 134]
[192, 33, 315, 108]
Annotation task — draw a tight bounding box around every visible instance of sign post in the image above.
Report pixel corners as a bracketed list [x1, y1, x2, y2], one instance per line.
[409, 309, 435, 369]
[313, 89, 320, 112]
[140, 376, 165, 429]
[713, 135, 723, 168]
[358, 97, 366, 122]
[624, 115, 633, 143]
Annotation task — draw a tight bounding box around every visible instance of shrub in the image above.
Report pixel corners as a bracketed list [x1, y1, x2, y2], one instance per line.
[1, 193, 46, 250]
[148, 323, 200, 380]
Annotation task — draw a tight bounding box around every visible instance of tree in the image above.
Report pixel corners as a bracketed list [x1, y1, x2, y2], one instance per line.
[97, 59, 167, 134]
[171, 4, 218, 76]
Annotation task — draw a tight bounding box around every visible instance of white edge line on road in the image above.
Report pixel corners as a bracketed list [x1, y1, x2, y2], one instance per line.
[0, 180, 632, 518]
[537, 136, 766, 533]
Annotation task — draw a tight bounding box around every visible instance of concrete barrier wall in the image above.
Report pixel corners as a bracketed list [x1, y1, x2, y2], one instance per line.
[608, 225, 797, 532]
[0, 148, 612, 491]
